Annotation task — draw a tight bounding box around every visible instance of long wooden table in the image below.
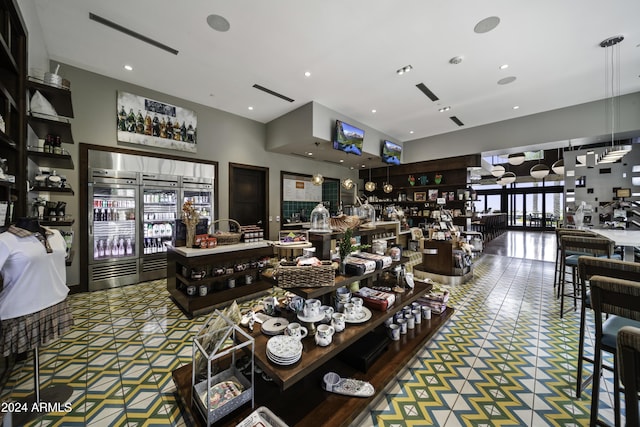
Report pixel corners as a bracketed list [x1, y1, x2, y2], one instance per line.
[172, 281, 454, 426]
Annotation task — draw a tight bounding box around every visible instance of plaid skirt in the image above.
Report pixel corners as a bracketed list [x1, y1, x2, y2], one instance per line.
[0, 300, 74, 357]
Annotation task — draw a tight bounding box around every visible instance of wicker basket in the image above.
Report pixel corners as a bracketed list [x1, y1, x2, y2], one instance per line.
[209, 219, 243, 245]
[276, 261, 335, 288]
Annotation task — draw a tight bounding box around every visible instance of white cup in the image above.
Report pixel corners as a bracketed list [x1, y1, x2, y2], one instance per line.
[397, 318, 407, 334]
[315, 324, 335, 346]
[321, 305, 334, 322]
[423, 306, 432, 320]
[412, 309, 421, 324]
[263, 297, 277, 316]
[388, 324, 400, 341]
[286, 322, 308, 340]
[405, 313, 415, 329]
[351, 297, 364, 313]
[199, 285, 208, 297]
[331, 312, 346, 332]
[303, 299, 321, 318]
[344, 303, 356, 318]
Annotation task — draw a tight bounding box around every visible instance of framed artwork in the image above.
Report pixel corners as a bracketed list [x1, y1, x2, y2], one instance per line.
[414, 192, 426, 202]
[428, 189, 438, 201]
[116, 91, 198, 153]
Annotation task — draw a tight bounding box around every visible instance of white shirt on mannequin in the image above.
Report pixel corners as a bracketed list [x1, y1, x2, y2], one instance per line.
[0, 227, 69, 319]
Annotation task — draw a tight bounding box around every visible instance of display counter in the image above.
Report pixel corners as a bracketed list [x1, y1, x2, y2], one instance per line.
[167, 242, 275, 317]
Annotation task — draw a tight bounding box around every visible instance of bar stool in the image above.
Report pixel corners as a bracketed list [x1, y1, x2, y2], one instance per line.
[617, 326, 640, 427]
[589, 275, 640, 427]
[553, 228, 595, 295]
[558, 235, 618, 317]
[576, 256, 640, 399]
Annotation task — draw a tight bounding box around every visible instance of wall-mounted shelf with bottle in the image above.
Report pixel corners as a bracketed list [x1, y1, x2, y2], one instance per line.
[26, 77, 74, 144]
[27, 146, 74, 169]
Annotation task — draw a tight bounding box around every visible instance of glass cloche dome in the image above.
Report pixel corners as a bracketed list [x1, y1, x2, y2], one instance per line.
[309, 203, 331, 233]
[360, 200, 376, 227]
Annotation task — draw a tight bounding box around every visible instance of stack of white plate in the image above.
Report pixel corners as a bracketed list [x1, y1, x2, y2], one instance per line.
[266, 335, 303, 366]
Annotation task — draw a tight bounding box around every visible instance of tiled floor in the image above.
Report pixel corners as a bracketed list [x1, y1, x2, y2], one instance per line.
[0, 231, 621, 426]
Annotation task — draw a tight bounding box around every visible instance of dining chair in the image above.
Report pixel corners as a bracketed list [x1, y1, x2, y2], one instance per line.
[589, 275, 640, 427]
[554, 228, 596, 296]
[617, 325, 640, 427]
[558, 235, 615, 318]
[576, 256, 640, 399]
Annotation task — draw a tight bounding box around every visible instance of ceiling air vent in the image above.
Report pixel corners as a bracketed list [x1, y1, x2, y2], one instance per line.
[416, 83, 439, 102]
[89, 13, 178, 55]
[253, 84, 294, 103]
[449, 116, 464, 126]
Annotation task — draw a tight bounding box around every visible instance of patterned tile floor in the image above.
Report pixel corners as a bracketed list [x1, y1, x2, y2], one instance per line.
[0, 233, 621, 426]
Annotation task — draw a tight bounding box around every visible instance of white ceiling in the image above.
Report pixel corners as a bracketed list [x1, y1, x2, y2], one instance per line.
[28, 0, 640, 166]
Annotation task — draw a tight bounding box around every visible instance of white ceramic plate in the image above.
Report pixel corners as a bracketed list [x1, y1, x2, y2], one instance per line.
[344, 307, 372, 324]
[297, 312, 326, 324]
[261, 317, 289, 336]
[266, 335, 303, 359]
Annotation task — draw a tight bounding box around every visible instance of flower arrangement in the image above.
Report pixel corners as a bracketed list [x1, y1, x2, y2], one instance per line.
[182, 200, 200, 247]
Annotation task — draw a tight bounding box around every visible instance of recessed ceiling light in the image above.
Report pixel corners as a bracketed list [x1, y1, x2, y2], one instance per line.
[349, 166, 354, 170]
[371, 109, 377, 114]
[248, 106, 254, 110]
[124, 64, 133, 71]
[361, 164, 366, 168]
[497, 76, 517, 85]
[474, 16, 500, 34]
[339, 159, 344, 163]
[513, 105, 520, 110]
[409, 130, 414, 134]
[307, 152, 313, 156]
[438, 106, 451, 112]
[304, 71, 311, 77]
[499, 64, 509, 70]
[207, 14, 230, 32]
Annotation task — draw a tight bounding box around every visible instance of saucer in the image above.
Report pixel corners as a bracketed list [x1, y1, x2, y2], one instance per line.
[344, 307, 372, 324]
[297, 312, 326, 323]
[261, 317, 289, 336]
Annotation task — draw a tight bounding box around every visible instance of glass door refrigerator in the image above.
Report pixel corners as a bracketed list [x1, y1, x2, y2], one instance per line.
[140, 173, 179, 282]
[88, 169, 140, 291]
[180, 176, 214, 234]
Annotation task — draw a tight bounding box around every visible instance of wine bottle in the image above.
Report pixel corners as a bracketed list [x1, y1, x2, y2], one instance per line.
[118, 238, 125, 256]
[126, 238, 133, 256]
[126, 109, 136, 132]
[166, 117, 173, 140]
[144, 113, 152, 135]
[136, 110, 144, 134]
[152, 115, 160, 137]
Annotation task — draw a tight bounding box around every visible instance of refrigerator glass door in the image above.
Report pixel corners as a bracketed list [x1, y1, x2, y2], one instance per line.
[182, 188, 213, 225]
[91, 186, 137, 261]
[142, 187, 178, 254]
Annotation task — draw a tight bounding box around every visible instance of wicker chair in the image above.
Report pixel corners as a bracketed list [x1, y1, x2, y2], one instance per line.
[576, 256, 640, 399]
[617, 326, 640, 427]
[589, 275, 640, 427]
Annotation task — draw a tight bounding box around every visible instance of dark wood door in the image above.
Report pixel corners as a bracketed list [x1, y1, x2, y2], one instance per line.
[229, 163, 268, 235]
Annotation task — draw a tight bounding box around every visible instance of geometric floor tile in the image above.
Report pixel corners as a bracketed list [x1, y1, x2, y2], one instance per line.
[0, 232, 624, 426]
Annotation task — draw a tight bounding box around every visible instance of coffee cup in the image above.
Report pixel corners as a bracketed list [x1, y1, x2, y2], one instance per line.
[422, 306, 432, 320]
[335, 287, 351, 302]
[397, 318, 407, 334]
[351, 297, 364, 313]
[186, 285, 197, 296]
[405, 313, 415, 329]
[321, 305, 334, 322]
[288, 296, 304, 313]
[315, 324, 335, 347]
[331, 312, 346, 332]
[323, 372, 340, 392]
[199, 285, 208, 297]
[285, 322, 308, 340]
[388, 323, 400, 341]
[343, 303, 356, 319]
[303, 298, 321, 318]
[412, 309, 421, 324]
[263, 297, 277, 316]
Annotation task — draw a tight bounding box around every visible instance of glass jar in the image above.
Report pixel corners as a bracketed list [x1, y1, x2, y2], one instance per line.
[360, 201, 376, 225]
[309, 203, 331, 232]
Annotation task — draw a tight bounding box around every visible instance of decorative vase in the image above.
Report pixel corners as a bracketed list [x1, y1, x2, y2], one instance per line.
[339, 259, 347, 276]
[186, 224, 196, 248]
[434, 174, 442, 185]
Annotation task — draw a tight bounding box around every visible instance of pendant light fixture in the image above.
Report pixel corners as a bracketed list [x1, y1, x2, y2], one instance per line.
[551, 147, 565, 175]
[500, 171, 516, 185]
[490, 164, 505, 177]
[507, 153, 525, 165]
[341, 178, 354, 190]
[530, 163, 550, 179]
[383, 166, 393, 193]
[599, 35, 631, 164]
[311, 173, 324, 186]
[364, 158, 376, 192]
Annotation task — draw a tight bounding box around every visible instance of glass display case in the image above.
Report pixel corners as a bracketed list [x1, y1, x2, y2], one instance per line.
[309, 203, 331, 233]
